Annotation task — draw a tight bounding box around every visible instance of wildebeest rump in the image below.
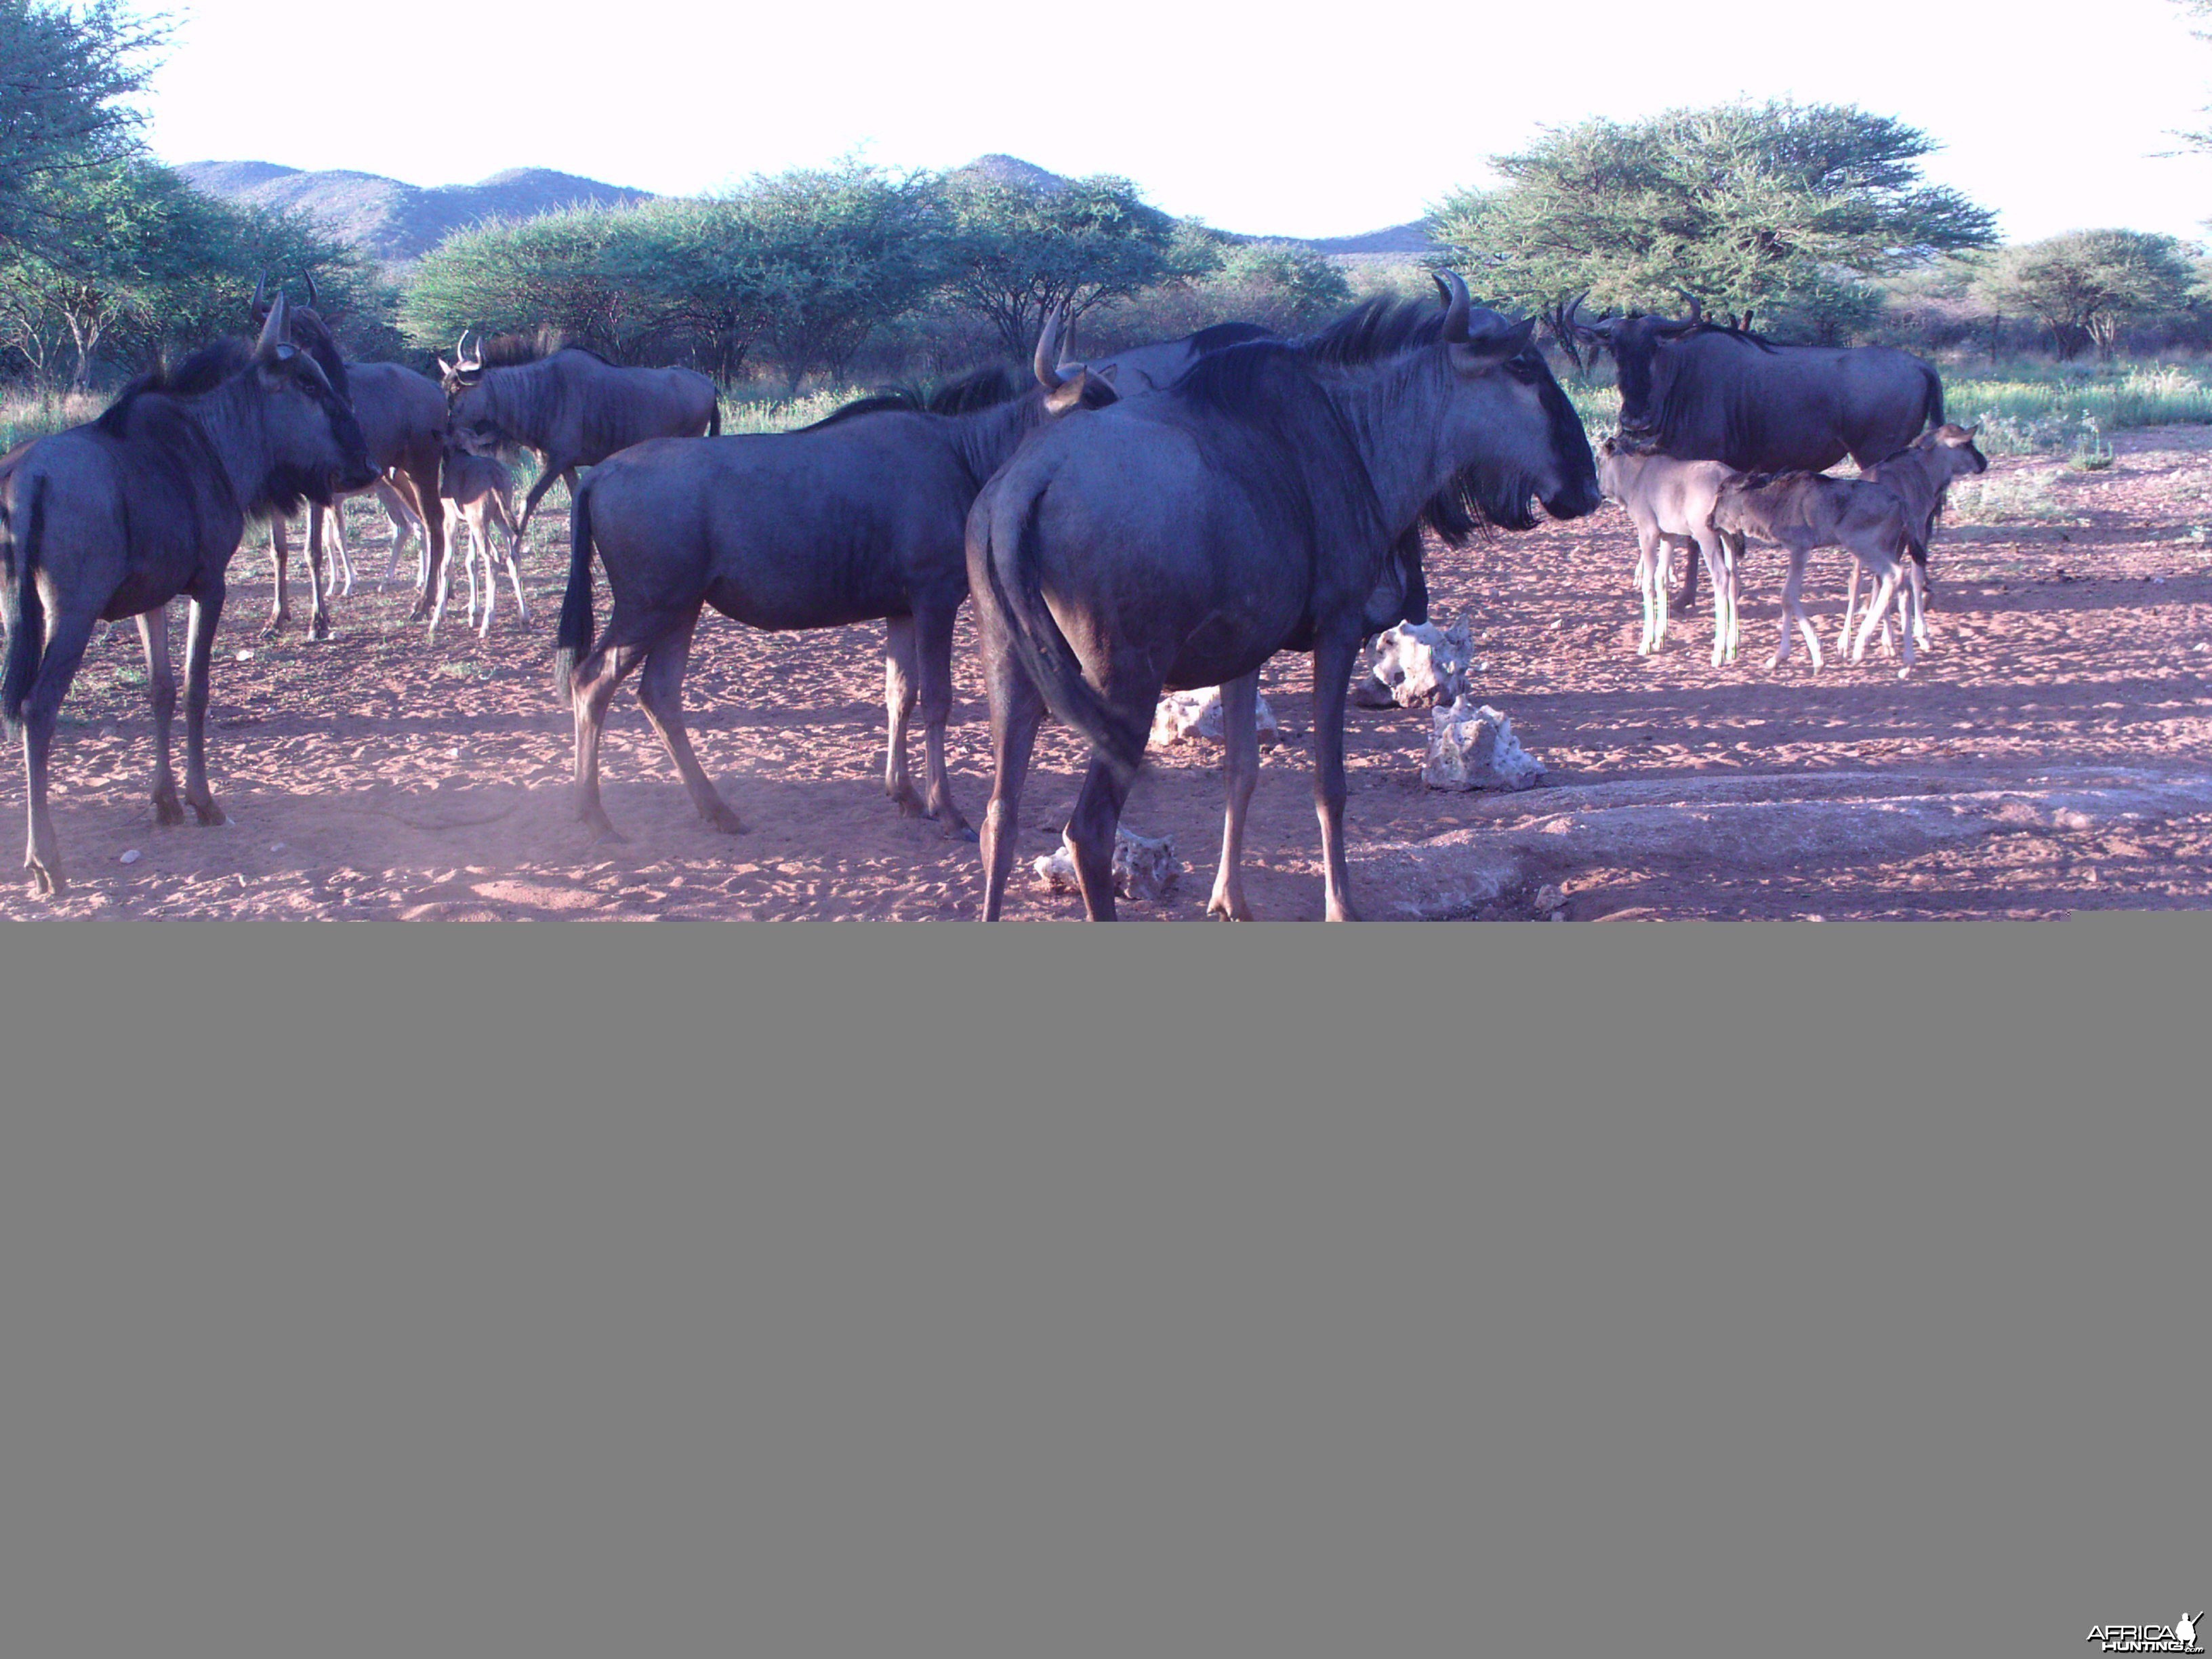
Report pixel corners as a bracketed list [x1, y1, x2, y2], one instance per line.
[1063, 320, 1277, 394]
[1, 294, 377, 895]
[441, 332, 720, 562]
[968, 273, 1602, 922]
[552, 314, 1114, 844]
[1844, 422, 1988, 650]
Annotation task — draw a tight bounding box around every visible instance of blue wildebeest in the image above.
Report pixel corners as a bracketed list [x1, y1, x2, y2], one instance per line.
[1844, 422, 1988, 653]
[968, 273, 1603, 922]
[1570, 293, 1946, 607]
[552, 311, 1115, 844]
[1712, 471, 1925, 676]
[237, 276, 449, 641]
[440, 329, 719, 552]
[438, 445, 529, 637]
[1593, 437, 1742, 663]
[1, 294, 377, 895]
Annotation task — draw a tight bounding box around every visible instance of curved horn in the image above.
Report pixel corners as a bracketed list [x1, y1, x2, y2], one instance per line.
[1433, 270, 1471, 343]
[1653, 286, 1704, 333]
[1033, 306, 1067, 389]
[304, 269, 320, 310]
[251, 268, 270, 321]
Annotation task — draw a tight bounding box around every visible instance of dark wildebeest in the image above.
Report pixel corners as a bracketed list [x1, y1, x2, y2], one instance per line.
[1712, 472, 1924, 675]
[439, 329, 720, 562]
[1845, 422, 1988, 654]
[1593, 437, 1742, 663]
[1570, 292, 1945, 607]
[236, 274, 451, 640]
[968, 273, 1603, 922]
[552, 312, 1115, 844]
[1, 295, 376, 894]
[438, 445, 529, 636]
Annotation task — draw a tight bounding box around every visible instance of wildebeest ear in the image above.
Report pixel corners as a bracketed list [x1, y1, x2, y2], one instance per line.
[437, 358, 455, 376]
[1098, 364, 1119, 385]
[1449, 317, 1536, 374]
[1044, 369, 1094, 415]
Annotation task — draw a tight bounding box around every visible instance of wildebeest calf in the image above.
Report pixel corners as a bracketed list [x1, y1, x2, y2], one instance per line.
[439, 447, 529, 636]
[1595, 436, 1741, 663]
[1845, 422, 1988, 654]
[1712, 472, 1923, 675]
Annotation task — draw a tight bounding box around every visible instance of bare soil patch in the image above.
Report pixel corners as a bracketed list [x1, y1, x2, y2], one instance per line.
[7, 426, 2212, 920]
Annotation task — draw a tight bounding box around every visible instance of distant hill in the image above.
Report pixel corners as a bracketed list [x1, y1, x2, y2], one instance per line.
[178, 154, 1439, 265]
[176, 162, 655, 263]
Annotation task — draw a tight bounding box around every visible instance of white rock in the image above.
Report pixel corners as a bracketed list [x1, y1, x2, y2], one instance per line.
[1033, 827, 1182, 902]
[1355, 621, 1476, 710]
[1534, 882, 1568, 913]
[119, 848, 142, 865]
[1151, 687, 1280, 749]
[1424, 699, 1545, 793]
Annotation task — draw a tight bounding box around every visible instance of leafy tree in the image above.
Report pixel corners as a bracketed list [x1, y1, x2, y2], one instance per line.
[401, 207, 665, 361]
[941, 171, 1193, 356]
[0, 0, 167, 259]
[1429, 101, 1997, 335]
[1976, 230, 2199, 358]
[605, 197, 777, 382]
[739, 163, 949, 392]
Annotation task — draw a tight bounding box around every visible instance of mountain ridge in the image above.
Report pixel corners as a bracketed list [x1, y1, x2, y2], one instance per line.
[178, 155, 1438, 264]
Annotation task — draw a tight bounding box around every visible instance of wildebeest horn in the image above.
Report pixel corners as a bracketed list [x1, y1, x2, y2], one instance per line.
[1033, 306, 1067, 389]
[251, 268, 270, 321]
[304, 269, 320, 309]
[1433, 271, 1472, 342]
[253, 290, 293, 361]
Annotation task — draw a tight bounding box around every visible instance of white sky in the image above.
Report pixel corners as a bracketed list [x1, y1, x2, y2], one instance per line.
[140, 0, 2212, 245]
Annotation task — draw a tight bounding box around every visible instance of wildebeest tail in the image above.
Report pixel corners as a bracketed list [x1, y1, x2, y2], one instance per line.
[1920, 363, 1945, 432]
[552, 481, 596, 701]
[707, 398, 721, 438]
[982, 488, 1147, 785]
[1, 472, 47, 738]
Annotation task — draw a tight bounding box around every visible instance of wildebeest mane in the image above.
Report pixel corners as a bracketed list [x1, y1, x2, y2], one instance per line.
[1185, 321, 1275, 354]
[473, 327, 576, 369]
[804, 365, 1023, 430]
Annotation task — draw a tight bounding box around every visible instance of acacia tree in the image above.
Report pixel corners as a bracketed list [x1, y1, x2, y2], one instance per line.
[0, 0, 167, 260]
[1430, 101, 1996, 335]
[940, 171, 1196, 356]
[1977, 230, 2198, 358]
[401, 207, 667, 361]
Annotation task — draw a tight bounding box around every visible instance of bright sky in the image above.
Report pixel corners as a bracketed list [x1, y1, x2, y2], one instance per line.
[140, 0, 2212, 245]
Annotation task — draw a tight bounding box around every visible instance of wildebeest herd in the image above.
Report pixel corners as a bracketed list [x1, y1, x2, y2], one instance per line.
[0, 270, 1980, 916]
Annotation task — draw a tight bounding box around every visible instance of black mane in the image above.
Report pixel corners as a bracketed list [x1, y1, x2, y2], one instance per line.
[804, 365, 1025, 431]
[472, 329, 609, 370]
[1185, 321, 1275, 354]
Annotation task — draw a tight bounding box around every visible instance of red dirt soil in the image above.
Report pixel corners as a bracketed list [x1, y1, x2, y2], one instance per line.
[7, 426, 2212, 920]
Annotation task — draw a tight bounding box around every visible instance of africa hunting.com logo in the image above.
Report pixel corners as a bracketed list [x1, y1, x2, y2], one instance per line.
[2087, 1614, 2205, 1654]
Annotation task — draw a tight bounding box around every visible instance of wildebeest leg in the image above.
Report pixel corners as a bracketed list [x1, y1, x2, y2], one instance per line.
[327, 502, 355, 598]
[1311, 629, 1362, 922]
[634, 609, 744, 835]
[1771, 546, 1823, 672]
[302, 507, 332, 640]
[514, 461, 575, 546]
[1673, 539, 1700, 613]
[1694, 525, 1733, 666]
[567, 606, 660, 842]
[19, 607, 99, 895]
[882, 615, 923, 816]
[914, 600, 974, 840]
[262, 516, 293, 637]
[1838, 560, 1864, 658]
[412, 470, 457, 625]
[136, 608, 182, 825]
[498, 520, 530, 626]
[1635, 527, 1662, 654]
[1851, 566, 1901, 665]
[180, 577, 228, 826]
[978, 641, 1044, 922]
[1207, 669, 1262, 921]
[1065, 757, 1132, 921]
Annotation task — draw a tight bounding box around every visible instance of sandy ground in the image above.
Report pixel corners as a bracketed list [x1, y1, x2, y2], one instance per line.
[6, 426, 2212, 920]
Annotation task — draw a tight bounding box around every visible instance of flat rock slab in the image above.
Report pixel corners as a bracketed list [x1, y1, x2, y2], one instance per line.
[1352, 766, 2212, 920]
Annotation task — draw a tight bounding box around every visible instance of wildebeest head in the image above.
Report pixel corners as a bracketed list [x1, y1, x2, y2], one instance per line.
[1424, 274, 1603, 529]
[251, 292, 379, 506]
[249, 269, 353, 405]
[436, 331, 505, 455]
[1914, 422, 1988, 476]
[1567, 290, 1708, 434]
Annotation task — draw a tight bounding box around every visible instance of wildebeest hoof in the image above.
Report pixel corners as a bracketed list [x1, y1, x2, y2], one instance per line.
[152, 790, 185, 826]
[1207, 895, 1253, 921]
[703, 806, 747, 835]
[190, 796, 226, 827]
[945, 821, 979, 843]
[260, 617, 284, 638]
